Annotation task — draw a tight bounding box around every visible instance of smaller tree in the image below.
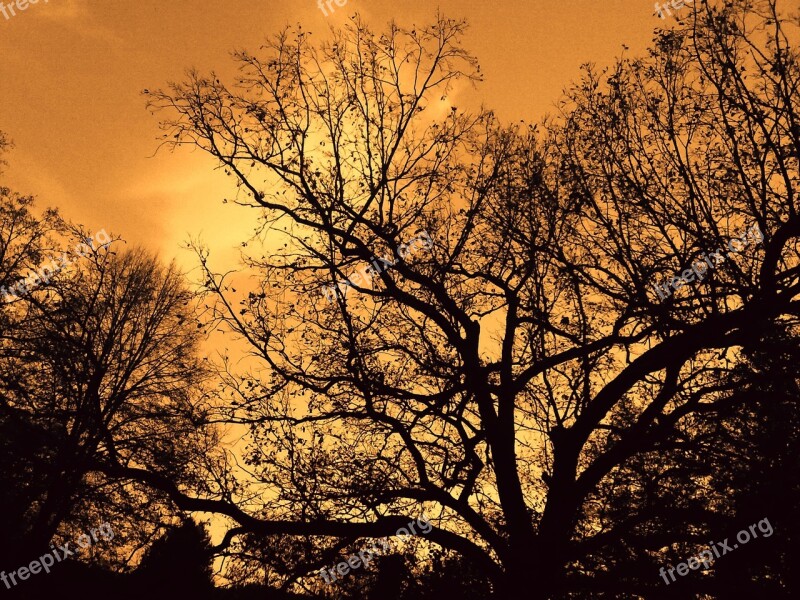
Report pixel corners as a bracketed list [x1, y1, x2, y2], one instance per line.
[135, 518, 215, 594]
[0, 240, 219, 569]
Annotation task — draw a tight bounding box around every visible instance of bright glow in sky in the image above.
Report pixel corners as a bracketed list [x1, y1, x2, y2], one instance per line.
[0, 0, 657, 272]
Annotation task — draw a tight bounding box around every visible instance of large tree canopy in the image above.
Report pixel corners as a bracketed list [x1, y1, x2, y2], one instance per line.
[113, 1, 800, 597]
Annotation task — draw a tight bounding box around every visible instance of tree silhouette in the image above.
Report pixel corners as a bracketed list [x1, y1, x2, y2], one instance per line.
[0, 224, 219, 570]
[91, 1, 800, 597]
[0, 190, 62, 569]
[134, 518, 215, 594]
[698, 324, 800, 598]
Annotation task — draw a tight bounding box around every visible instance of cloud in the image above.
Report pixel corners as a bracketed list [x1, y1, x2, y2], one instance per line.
[39, 0, 123, 46]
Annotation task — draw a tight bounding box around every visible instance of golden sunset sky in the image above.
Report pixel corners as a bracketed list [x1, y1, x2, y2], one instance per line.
[0, 0, 660, 272]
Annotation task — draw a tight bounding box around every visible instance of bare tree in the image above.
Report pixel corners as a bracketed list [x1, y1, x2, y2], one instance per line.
[137, 2, 800, 597]
[0, 239, 219, 568]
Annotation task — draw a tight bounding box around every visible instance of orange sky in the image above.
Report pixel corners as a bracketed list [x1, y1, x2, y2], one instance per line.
[0, 0, 659, 271]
